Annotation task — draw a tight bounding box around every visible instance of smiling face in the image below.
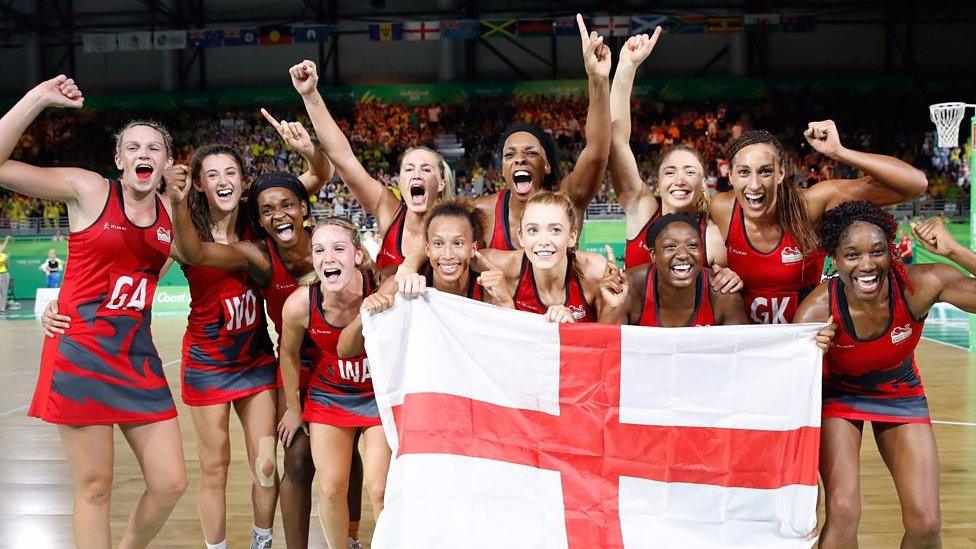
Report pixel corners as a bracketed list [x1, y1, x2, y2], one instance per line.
[651, 222, 702, 289]
[657, 149, 705, 213]
[834, 221, 890, 300]
[502, 131, 550, 200]
[256, 188, 307, 248]
[729, 143, 785, 220]
[196, 153, 244, 215]
[398, 148, 445, 215]
[114, 125, 173, 193]
[311, 224, 363, 293]
[519, 202, 577, 271]
[425, 214, 476, 286]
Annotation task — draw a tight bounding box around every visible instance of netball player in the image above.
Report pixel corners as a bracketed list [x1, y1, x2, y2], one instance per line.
[478, 15, 611, 251]
[713, 124, 928, 324]
[288, 59, 454, 280]
[276, 218, 390, 548]
[0, 76, 186, 548]
[795, 202, 976, 548]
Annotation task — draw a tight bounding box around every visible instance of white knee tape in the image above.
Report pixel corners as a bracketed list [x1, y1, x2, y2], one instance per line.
[254, 436, 277, 488]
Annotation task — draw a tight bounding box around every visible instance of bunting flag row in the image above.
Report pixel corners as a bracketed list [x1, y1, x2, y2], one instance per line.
[80, 14, 817, 54]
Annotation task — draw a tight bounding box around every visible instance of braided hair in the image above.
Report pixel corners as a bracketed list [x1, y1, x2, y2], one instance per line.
[725, 130, 818, 252]
[819, 200, 913, 292]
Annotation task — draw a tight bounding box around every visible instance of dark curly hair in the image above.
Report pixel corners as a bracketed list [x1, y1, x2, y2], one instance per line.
[819, 200, 912, 292]
[725, 130, 818, 252]
[499, 123, 561, 191]
[423, 197, 488, 245]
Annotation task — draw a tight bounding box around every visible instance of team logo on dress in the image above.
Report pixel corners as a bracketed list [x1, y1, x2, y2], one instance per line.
[568, 305, 587, 321]
[890, 324, 913, 344]
[156, 227, 172, 243]
[780, 246, 803, 264]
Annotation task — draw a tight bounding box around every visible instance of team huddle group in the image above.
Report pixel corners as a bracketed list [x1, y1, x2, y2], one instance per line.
[1, 16, 972, 549]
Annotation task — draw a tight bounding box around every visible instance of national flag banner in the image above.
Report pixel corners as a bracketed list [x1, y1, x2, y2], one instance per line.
[667, 14, 707, 34]
[517, 19, 552, 38]
[706, 16, 744, 34]
[82, 33, 117, 53]
[781, 14, 818, 32]
[592, 15, 632, 37]
[554, 15, 585, 36]
[259, 25, 293, 45]
[744, 13, 782, 29]
[363, 291, 822, 548]
[152, 30, 186, 50]
[293, 24, 329, 43]
[404, 21, 441, 41]
[480, 19, 515, 39]
[187, 29, 223, 48]
[441, 19, 480, 40]
[630, 14, 669, 35]
[117, 31, 152, 51]
[368, 22, 404, 42]
[221, 27, 258, 46]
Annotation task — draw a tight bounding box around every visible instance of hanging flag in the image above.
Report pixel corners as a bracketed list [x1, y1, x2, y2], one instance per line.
[368, 22, 404, 41]
[441, 19, 480, 40]
[480, 19, 516, 39]
[222, 28, 258, 46]
[706, 16, 744, 34]
[743, 13, 781, 30]
[404, 21, 441, 41]
[152, 30, 187, 50]
[630, 14, 669, 35]
[667, 14, 706, 34]
[781, 14, 817, 32]
[187, 29, 223, 48]
[116, 31, 152, 51]
[293, 24, 329, 43]
[517, 19, 552, 38]
[363, 292, 823, 548]
[592, 15, 631, 37]
[554, 15, 584, 36]
[82, 33, 117, 53]
[260, 25, 293, 45]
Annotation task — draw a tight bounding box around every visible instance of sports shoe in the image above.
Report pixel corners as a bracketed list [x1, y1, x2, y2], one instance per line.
[347, 538, 363, 549]
[251, 533, 273, 549]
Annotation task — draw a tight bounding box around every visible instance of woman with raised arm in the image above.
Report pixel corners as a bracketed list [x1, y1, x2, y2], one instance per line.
[711, 124, 928, 324]
[291, 59, 454, 281]
[0, 76, 187, 548]
[276, 217, 390, 549]
[478, 15, 611, 252]
[795, 203, 976, 548]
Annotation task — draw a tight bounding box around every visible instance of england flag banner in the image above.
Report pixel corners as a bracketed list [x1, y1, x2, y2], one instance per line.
[363, 291, 822, 548]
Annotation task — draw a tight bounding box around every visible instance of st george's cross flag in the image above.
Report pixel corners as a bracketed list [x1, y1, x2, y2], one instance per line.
[363, 291, 823, 548]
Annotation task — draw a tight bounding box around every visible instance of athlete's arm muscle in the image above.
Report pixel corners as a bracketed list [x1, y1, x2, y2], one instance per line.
[794, 283, 831, 323]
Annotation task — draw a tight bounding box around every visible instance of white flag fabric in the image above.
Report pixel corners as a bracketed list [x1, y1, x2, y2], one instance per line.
[152, 30, 187, 50]
[363, 291, 822, 549]
[117, 31, 152, 51]
[82, 34, 117, 53]
[403, 20, 441, 41]
[592, 15, 633, 37]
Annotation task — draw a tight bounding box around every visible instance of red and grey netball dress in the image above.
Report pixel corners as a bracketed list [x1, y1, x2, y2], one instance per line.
[30, 181, 176, 425]
[488, 189, 518, 251]
[374, 206, 406, 272]
[513, 255, 597, 322]
[822, 274, 929, 424]
[420, 264, 484, 301]
[625, 211, 708, 269]
[637, 267, 715, 327]
[260, 238, 315, 389]
[303, 273, 380, 427]
[180, 264, 278, 406]
[724, 203, 825, 324]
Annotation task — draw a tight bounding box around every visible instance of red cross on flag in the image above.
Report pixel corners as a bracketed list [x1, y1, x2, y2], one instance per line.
[592, 15, 633, 37]
[404, 20, 441, 41]
[363, 291, 822, 548]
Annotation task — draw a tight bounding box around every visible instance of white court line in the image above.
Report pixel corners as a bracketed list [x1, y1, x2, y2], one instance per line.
[0, 358, 181, 418]
[932, 420, 976, 427]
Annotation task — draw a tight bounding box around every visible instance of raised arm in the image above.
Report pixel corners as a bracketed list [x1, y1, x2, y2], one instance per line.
[290, 60, 400, 224]
[260, 108, 334, 196]
[912, 216, 976, 274]
[277, 288, 310, 448]
[0, 76, 103, 203]
[560, 15, 612, 212]
[609, 30, 661, 220]
[165, 164, 272, 284]
[801, 120, 928, 218]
